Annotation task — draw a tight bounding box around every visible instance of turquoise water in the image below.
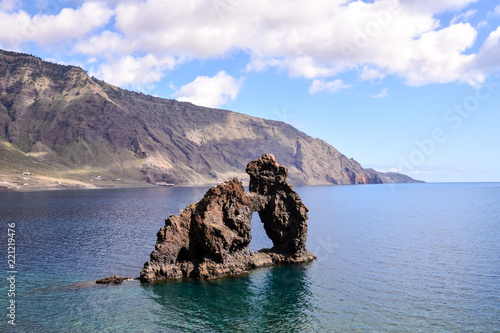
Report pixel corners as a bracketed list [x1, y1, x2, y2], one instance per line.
[1, 183, 499, 332]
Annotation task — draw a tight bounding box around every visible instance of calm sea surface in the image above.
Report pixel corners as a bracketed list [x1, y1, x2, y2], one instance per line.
[1, 183, 499, 332]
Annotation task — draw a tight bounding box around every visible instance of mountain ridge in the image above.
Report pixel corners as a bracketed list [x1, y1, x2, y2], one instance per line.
[0, 48, 422, 191]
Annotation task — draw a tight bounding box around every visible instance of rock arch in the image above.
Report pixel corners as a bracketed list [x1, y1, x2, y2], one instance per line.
[140, 154, 316, 281]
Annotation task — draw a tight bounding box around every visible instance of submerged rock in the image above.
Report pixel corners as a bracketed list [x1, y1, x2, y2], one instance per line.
[140, 154, 316, 282]
[96, 275, 132, 284]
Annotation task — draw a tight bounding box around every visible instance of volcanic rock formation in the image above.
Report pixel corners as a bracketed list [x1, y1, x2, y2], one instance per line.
[140, 154, 316, 281]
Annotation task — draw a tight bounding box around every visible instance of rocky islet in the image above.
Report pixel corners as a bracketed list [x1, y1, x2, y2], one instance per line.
[139, 154, 316, 281]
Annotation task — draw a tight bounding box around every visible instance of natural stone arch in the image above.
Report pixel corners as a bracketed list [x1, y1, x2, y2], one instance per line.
[140, 154, 316, 281]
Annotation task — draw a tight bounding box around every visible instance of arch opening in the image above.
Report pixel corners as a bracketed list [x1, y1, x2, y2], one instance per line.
[249, 211, 273, 251]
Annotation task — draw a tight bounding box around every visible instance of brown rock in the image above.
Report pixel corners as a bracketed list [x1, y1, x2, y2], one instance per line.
[141, 178, 255, 280]
[140, 155, 316, 282]
[246, 154, 310, 255]
[96, 275, 131, 284]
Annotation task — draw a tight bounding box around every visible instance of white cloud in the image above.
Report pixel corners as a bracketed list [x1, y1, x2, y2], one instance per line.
[0, 2, 112, 47]
[309, 79, 350, 94]
[474, 26, 500, 71]
[73, 31, 137, 58]
[93, 54, 177, 88]
[284, 56, 339, 79]
[450, 9, 477, 24]
[245, 55, 282, 73]
[402, 23, 483, 86]
[98, 0, 488, 87]
[5, 0, 496, 90]
[359, 66, 386, 81]
[171, 71, 243, 108]
[0, 0, 19, 11]
[371, 88, 389, 98]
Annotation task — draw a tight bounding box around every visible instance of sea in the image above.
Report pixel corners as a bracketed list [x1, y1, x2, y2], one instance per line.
[0, 183, 499, 332]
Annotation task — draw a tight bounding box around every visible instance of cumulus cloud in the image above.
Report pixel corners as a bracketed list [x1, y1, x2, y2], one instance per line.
[474, 27, 500, 71]
[0, 0, 19, 12]
[93, 54, 177, 88]
[402, 23, 483, 86]
[0, 2, 112, 47]
[91, 0, 489, 87]
[4, 0, 499, 91]
[171, 71, 243, 108]
[73, 31, 137, 58]
[309, 79, 350, 94]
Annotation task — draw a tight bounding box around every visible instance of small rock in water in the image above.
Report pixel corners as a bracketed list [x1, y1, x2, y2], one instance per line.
[96, 275, 131, 284]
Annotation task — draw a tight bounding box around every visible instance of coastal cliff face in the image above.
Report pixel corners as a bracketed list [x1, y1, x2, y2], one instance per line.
[0, 49, 421, 190]
[140, 155, 316, 281]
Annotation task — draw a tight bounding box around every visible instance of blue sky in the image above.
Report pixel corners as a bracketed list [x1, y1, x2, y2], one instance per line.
[1, 0, 500, 182]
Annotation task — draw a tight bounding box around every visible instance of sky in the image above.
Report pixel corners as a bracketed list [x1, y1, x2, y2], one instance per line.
[1, 0, 499, 182]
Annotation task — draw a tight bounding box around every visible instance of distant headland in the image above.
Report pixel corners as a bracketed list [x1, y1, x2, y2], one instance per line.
[0, 49, 422, 191]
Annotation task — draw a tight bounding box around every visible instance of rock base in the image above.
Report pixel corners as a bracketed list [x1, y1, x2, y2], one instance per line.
[140, 249, 316, 281]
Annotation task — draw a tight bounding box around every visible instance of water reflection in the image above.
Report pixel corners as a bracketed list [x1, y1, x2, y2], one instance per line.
[142, 264, 317, 332]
